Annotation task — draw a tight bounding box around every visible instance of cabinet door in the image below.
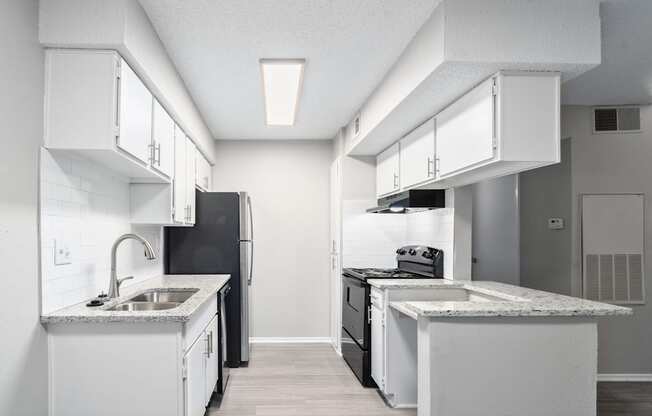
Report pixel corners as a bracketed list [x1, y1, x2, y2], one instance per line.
[436, 77, 495, 177]
[185, 138, 197, 225]
[173, 125, 187, 224]
[205, 315, 219, 403]
[152, 99, 174, 178]
[185, 334, 207, 416]
[376, 143, 400, 197]
[196, 154, 211, 192]
[400, 120, 436, 188]
[117, 60, 152, 164]
[370, 301, 385, 390]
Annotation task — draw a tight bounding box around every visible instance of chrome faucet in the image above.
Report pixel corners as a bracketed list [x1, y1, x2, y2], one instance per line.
[108, 233, 157, 299]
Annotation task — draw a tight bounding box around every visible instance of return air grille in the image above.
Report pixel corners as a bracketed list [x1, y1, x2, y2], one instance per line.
[593, 107, 641, 133]
[584, 253, 644, 303]
[581, 194, 645, 305]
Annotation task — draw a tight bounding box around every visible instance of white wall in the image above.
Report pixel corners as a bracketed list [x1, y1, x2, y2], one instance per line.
[563, 105, 652, 374]
[0, 1, 48, 414]
[40, 149, 163, 313]
[212, 140, 332, 339]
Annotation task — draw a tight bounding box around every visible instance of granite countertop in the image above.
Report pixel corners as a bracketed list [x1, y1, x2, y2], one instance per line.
[367, 279, 633, 318]
[41, 274, 230, 324]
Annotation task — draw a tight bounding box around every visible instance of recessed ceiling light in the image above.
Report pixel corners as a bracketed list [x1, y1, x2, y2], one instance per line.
[260, 59, 305, 126]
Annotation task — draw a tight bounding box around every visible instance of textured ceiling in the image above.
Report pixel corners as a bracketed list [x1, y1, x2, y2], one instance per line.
[139, 0, 439, 140]
[562, 0, 652, 105]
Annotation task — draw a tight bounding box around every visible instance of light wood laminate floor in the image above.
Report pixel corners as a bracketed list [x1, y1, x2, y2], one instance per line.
[209, 344, 415, 416]
[209, 344, 652, 416]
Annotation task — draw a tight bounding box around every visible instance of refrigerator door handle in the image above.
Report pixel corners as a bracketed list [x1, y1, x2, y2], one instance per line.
[248, 195, 254, 285]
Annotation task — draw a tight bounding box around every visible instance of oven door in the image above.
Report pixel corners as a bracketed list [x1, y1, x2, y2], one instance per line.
[341, 275, 369, 350]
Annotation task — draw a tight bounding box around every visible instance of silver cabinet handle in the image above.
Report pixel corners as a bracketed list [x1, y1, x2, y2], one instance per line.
[205, 332, 211, 357]
[155, 143, 161, 166]
[393, 173, 399, 188]
[435, 157, 440, 175]
[209, 330, 214, 355]
[367, 306, 372, 324]
[427, 156, 434, 177]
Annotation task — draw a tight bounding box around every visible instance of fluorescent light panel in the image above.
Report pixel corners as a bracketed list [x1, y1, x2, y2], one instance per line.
[260, 59, 305, 126]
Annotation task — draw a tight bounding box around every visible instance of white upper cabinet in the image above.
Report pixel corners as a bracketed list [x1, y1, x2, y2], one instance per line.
[399, 119, 436, 188]
[196, 152, 212, 192]
[376, 143, 400, 197]
[435, 71, 560, 187]
[173, 126, 189, 225]
[436, 78, 495, 178]
[185, 138, 197, 225]
[117, 62, 153, 165]
[374, 71, 560, 193]
[44, 49, 165, 182]
[151, 99, 175, 179]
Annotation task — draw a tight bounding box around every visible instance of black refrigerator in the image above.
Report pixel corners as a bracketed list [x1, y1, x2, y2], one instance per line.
[165, 191, 253, 366]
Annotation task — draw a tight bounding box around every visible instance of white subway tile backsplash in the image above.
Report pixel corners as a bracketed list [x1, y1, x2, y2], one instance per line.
[40, 148, 163, 313]
[342, 198, 455, 277]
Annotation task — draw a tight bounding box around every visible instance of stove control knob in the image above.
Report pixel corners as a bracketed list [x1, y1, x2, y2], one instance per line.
[396, 248, 407, 255]
[408, 248, 417, 256]
[422, 251, 434, 259]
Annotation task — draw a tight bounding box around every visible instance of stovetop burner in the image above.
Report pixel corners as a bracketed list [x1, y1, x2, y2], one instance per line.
[344, 267, 429, 280]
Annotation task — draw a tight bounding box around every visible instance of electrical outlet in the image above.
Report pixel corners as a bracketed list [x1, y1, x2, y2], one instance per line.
[548, 218, 564, 230]
[54, 239, 72, 265]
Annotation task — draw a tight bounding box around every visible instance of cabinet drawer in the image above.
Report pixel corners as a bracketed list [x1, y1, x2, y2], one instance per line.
[183, 294, 217, 352]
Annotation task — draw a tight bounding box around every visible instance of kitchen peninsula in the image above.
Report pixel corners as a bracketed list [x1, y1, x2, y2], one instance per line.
[368, 279, 632, 416]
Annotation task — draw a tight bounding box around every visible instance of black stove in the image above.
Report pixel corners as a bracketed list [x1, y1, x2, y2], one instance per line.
[343, 245, 444, 282]
[340, 245, 444, 387]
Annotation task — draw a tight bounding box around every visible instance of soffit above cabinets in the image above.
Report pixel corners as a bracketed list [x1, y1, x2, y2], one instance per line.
[345, 0, 602, 156]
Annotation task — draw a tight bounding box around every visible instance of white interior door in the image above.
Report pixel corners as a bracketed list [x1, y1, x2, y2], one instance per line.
[330, 158, 342, 351]
[436, 77, 495, 177]
[118, 60, 152, 164]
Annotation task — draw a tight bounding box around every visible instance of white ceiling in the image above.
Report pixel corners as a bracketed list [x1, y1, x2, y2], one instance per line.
[139, 0, 439, 140]
[562, 0, 652, 105]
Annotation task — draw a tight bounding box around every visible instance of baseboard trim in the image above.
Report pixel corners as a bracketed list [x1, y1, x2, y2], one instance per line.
[598, 373, 652, 382]
[250, 337, 333, 344]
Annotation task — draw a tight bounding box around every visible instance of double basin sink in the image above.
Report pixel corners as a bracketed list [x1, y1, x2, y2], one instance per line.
[106, 288, 199, 311]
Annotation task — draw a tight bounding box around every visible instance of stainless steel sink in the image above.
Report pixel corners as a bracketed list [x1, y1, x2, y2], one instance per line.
[128, 288, 198, 303]
[106, 288, 199, 312]
[107, 301, 180, 311]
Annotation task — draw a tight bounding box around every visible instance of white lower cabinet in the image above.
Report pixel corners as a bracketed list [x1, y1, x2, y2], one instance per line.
[46, 294, 221, 416]
[370, 289, 385, 390]
[372, 286, 468, 408]
[185, 315, 219, 416]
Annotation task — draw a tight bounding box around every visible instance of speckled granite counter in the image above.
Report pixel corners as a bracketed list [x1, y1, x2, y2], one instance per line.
[367, 279, 632, 318]
[41, 274, 230, 324]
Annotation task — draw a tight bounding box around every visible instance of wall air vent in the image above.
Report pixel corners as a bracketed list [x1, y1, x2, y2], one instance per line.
[593, 106, 641, 133]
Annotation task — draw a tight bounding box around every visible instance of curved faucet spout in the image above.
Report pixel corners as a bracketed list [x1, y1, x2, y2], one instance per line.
[108, 233, 157, 299]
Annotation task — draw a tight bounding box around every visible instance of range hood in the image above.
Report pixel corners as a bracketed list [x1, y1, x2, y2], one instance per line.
[367, 190, 445, 214]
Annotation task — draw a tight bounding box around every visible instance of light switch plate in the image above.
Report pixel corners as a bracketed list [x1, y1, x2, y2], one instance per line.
[54, 239, 72, 265]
